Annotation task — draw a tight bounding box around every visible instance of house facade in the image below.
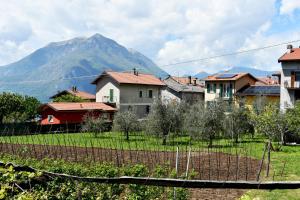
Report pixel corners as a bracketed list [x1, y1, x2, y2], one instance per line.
[236, 85, 280, 109]
[204, 73, 258, 104]
[161, 76, 204, 104]
[92, 70, 165, 118]
[278, 45, 300, 111]
[40, 102, 116, 125]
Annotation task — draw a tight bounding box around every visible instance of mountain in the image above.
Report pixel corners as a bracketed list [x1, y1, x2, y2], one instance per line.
[218, 66, 276, 77]
[0, 34, 168, 102]
[193, 66, 277, 79]
[194, 71, 210, 79]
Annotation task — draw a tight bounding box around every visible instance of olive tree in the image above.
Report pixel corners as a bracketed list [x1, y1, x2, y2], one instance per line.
[285, 101, 300, 144]
[184, 101, 205, 140]
[224, 105, 254, 143]
[146, 99, 186, 145]
[81, 113, 109, 137]
[113, 110, 139, 141]
[252, 103, 288, 148]
[184, 100, 225, 147]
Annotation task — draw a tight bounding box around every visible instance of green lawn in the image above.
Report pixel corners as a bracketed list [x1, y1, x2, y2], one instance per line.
[0, 132, 299, 199]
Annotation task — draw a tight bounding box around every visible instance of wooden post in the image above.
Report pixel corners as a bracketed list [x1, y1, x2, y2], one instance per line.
[266, 140, 271, 177]
[256, 142, 267, 181]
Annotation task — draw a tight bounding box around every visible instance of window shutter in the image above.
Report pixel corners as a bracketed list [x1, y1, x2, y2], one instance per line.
[207, 83, 210, 93]
[291, 71, 295, 88]
[220, 83, 223, 97]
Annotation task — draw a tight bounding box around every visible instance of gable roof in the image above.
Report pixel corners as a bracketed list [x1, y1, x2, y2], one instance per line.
[278, 48, 300, 62]
[204, 73, 258, 82]
[164, 77, 204, 93]
[51, 89, 95, 100]
[91, 71, 165, 86]
[41, 102, 116, 112]
[237, 85, 280, 96]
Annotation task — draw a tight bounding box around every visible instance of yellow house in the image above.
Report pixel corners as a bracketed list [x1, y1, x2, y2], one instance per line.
[236, 85, 280, 109]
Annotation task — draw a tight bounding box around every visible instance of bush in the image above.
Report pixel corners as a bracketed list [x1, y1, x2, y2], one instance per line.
[81, 112, 110, 137]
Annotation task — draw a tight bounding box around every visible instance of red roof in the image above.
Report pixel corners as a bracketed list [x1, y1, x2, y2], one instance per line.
[92, 71, 165, 86]
[41, 102, 116, 112]
[51, 89, 95, 100]
[278, 48, 300, 62]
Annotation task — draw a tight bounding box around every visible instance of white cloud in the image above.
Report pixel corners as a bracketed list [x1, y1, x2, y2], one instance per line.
[0, 0, 298, 76]
[280, 0, 300, 15]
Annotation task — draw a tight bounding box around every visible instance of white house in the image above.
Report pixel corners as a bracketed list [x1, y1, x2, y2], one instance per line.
[91, 70, 165, 118]
[278, 45, 300, 111]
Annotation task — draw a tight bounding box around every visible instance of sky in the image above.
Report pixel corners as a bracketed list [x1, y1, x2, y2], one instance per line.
[0, 0, 300, 75]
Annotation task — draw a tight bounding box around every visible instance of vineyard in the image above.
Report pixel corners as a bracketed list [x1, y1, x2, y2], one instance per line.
[0, 129, 299, 199]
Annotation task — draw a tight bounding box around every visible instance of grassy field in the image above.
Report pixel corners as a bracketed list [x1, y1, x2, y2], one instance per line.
[0, 132, 299, 199]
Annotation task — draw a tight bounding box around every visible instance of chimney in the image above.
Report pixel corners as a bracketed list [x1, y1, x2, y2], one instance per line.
[72, 86, 77, 92]
[193, 78, 198, 86]
[133, 68, 138, 76]
[188, 76, 192, 84]
[287, 44, 293, 53]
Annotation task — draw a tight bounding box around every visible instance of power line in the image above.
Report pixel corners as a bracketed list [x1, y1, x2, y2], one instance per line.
[159, 39, 300, 67]
[0, 39, 299, 85]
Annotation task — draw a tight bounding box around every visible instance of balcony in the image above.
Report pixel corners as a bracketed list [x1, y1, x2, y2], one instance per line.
[284, 80, 300, 89]
[102, 96, 117, 103]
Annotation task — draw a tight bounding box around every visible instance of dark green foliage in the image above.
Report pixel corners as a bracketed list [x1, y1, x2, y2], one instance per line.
[286, 101, 300, 139]
[0, 156, 188, 200]
[53, 94, 87, 102]
[0, 92, 40, 124]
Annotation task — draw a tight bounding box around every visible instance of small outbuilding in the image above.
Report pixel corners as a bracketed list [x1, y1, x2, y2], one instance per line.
[40, 102, 116, 125]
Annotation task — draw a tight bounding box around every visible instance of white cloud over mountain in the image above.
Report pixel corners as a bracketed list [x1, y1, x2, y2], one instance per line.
[0, 0, 300, 75]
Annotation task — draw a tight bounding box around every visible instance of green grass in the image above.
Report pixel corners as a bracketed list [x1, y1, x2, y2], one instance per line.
[0, 132, 299, 199]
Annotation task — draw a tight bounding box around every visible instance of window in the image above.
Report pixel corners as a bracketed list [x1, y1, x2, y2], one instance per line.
[109, 89, 114, 102]
[207, 83, 211, 93]
[139, 90, 143, 98]
[128, 105, 133, 111]
[146, 105, 150, 114]
[296, 72, 300, 82]
[48, 115, 54, 123]
[219, 83, 223, 97]
[148, 90, 153, 98]
[213, 84, 217, 93]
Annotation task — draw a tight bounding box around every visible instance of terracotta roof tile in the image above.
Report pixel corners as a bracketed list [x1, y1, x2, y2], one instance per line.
[204, 73, 258, 81]
[92, 71, 165, 86]
[278, 48, 300, 62]
[43, 102, 116, 112]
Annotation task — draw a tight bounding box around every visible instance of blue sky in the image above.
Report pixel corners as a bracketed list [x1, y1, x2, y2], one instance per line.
[0, 0, 300, 75]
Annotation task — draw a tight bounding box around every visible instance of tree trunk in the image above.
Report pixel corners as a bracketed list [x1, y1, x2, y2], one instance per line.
[162, 135, 167, 145]
[125, 131, 129, 141]
[208, 137, 213, 148]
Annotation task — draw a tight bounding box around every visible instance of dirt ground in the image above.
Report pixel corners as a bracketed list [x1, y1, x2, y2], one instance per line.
[0, 143, 261, 200]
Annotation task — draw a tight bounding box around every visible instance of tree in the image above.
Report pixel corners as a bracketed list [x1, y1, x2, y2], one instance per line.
[252, 103, 288, 148]
[224, 105, 253, 143]
[285, 101, 300, 143]
[146, 99, 185, 145]
[184, 101, 205, 140]
[202, 101, 225, 147]
[81, 112, 109, 137]
[0, 93, 40, 123]
[53, 94, 86, 102]
[113, 110, 139, 140]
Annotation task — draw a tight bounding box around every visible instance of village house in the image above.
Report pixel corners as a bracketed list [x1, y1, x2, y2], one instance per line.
[204, 73, 258, 105]
[236, 85, 280, 109]
[40, 102, 116, 125]
[50, 87, 96, 102]
[91, 69, 165, 118]
[278, 45, 300, 111]
[161, 75, 204, 104]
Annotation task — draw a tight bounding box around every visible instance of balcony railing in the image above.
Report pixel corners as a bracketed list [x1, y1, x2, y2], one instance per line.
[102, 96, 117, 103]
[284, 80, 300, 89]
